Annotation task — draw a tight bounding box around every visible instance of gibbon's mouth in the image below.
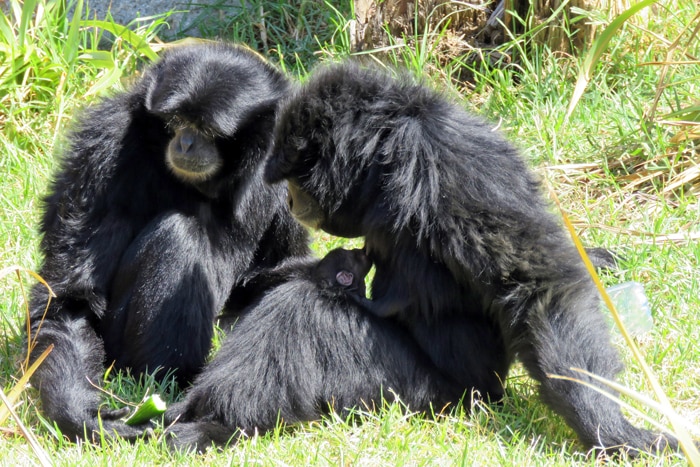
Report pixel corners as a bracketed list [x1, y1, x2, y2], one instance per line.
[167, 158, 222, 182]
[292, 211, 322, 230]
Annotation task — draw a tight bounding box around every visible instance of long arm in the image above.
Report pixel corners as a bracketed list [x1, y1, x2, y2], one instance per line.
[164, 280, 461, 452]
[27, 287, 150, 441]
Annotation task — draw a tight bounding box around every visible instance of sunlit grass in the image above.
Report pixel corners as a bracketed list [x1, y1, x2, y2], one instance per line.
[0, 0, 697, 465]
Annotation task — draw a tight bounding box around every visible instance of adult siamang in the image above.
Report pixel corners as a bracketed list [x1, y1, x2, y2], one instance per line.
[265, 61, 677, 455]
[26, 42, 309, 442]
[165, 248, 461, 452]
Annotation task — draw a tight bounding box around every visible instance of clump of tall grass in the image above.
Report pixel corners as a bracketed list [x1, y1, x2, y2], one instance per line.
[0, 0, 165, 462]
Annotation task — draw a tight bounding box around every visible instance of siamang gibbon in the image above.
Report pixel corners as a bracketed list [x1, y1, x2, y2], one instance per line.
[26, 42, 309, 442]
[264, 61, 677, 455]
[165, 248, 462, 452]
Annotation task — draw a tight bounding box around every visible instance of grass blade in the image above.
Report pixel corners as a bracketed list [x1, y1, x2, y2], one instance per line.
[81, 19, 158, 61]
[16, 0, 39, 47]
[0, 388, 52, 467]
[549, 186, 700, 463]
[0, 345, 53, 426]
[564, 0, 660, 123]
[550, 369, 700, 462]
[64, 0, 84, 64]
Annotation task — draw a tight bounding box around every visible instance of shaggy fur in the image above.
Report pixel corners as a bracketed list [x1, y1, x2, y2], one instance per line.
[26, 43, 309, 441]
[165, 249, 461, 452]
[265, 62, 676, 454]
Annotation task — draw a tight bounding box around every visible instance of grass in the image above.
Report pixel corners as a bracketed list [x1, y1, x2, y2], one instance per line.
[0, 0, 698, 465]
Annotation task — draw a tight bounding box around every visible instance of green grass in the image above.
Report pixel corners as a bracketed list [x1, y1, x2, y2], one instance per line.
[1, 0, 698, 465]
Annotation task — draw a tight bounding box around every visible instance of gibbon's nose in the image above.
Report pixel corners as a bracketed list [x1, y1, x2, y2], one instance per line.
[178, 128, 196, 154]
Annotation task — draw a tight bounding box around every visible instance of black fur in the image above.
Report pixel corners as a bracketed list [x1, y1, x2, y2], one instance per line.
[165, 249, 461, 452]
[26, 42, 309, 441]
[265, 62, 676, 454]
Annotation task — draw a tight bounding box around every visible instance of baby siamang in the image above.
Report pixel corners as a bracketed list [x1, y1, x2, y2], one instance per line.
[265, 62, 677, 455]
[165, 248, 462, 452]
[26, 42, 309, 442]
